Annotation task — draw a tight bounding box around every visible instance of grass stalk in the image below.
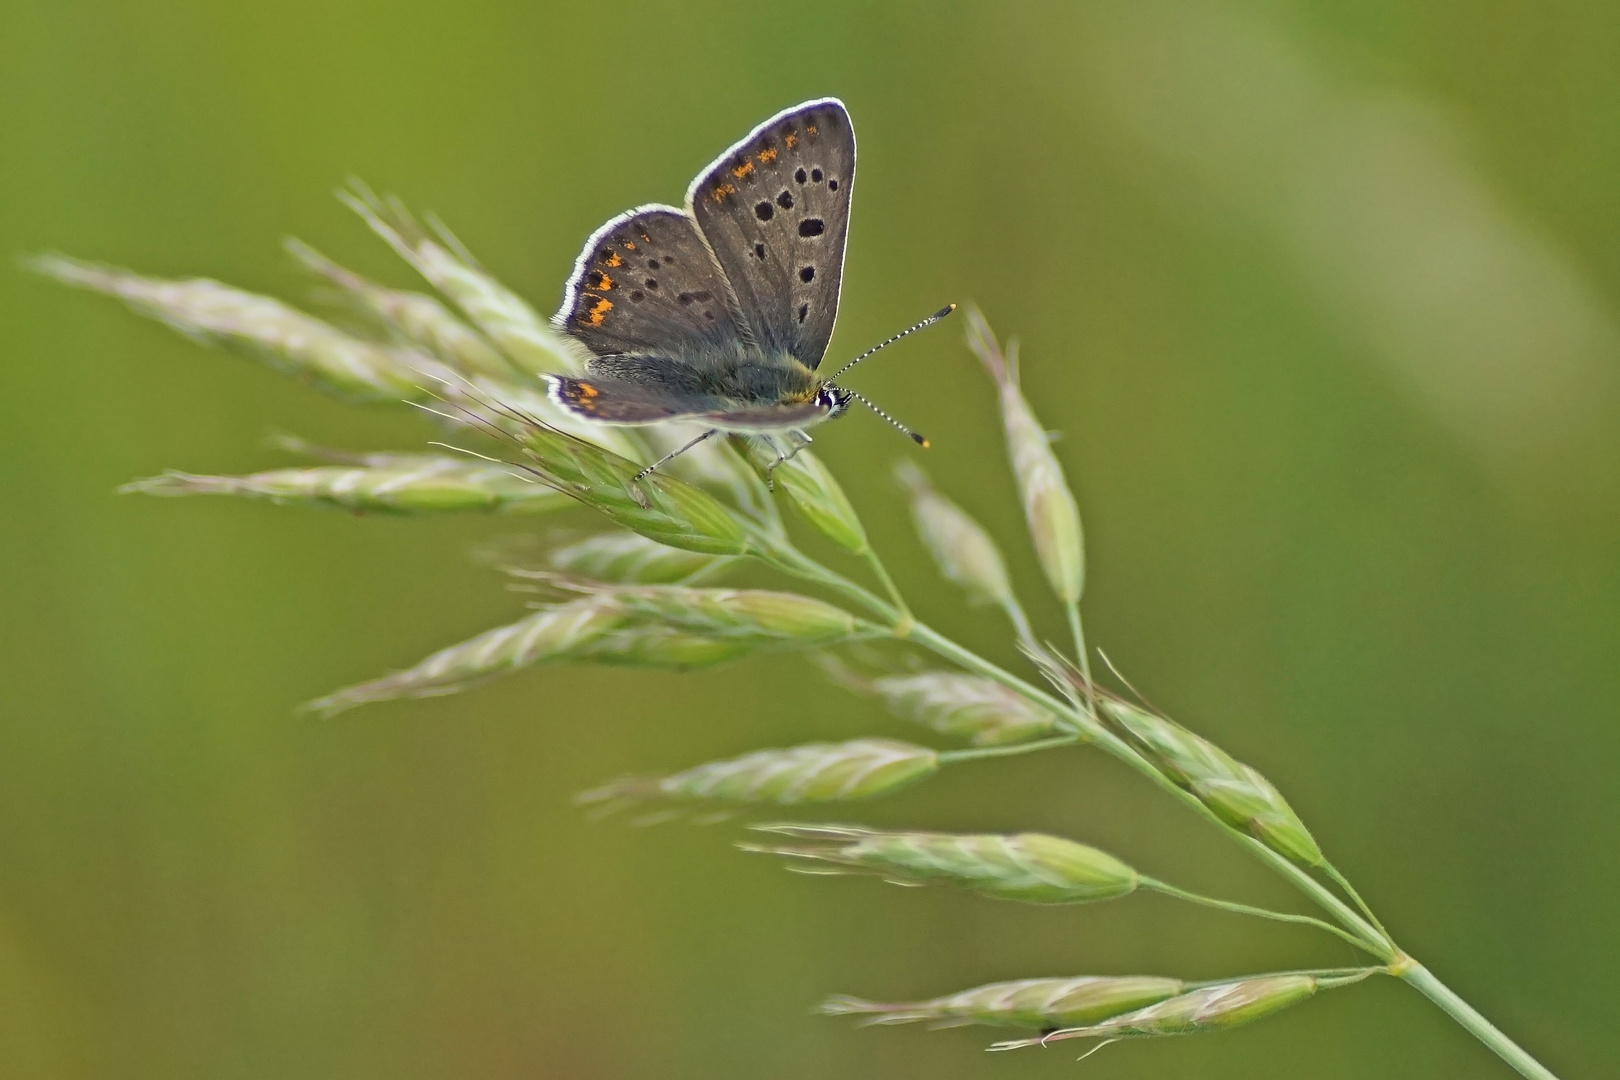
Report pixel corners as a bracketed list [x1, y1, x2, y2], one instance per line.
[1399, 961, 1559, 1080]
[1137, 877, 1384, 956]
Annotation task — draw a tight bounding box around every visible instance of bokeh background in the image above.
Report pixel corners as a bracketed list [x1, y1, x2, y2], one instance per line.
[2, 1, 1616, 1077]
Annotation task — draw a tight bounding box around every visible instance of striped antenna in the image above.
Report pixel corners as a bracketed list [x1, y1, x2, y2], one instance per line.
[826, 304, 956, 382]
[846, 389, 929, 448]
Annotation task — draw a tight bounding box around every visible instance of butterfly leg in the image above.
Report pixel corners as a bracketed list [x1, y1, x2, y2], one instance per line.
[634, 427, 719, 483]
[762, 429, 813, 491]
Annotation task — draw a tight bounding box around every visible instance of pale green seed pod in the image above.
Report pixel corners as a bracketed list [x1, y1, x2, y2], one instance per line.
[604, 587, 865, 644]
[821, 976, 1186, 1029]
[341, 184, 580, 375]
[285, 239, 521, 382]
[870, 672, 1059, 746]
[307, 597, 626, 715]
[520, 425, 751, 557]
[894, 461, 1016, 611]
[583, 739, 939, 807]
[748, 826, 1137, 903]
[34, 255, 438, 402]
[771, 450, 868, 554]
[994, 975, 1319, 1048]
[548, 532, 724, 584]
[965, 309, 1085, 604]
[1098, 699, 1323, 866]
[122, 456, 570, 515]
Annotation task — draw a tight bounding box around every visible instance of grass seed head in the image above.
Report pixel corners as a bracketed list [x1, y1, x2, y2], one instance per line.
[1099, 699, 1323, 866]
[571, 625, 756, 668]
[821, 975, 1186, 1029]
[308, 596, 626, 715]
[123, 457, 571, 515]
[285, 239, 522, 382]
[517, 425, 751, 556]
[894, 461, 1015, 610]
[34, 255, 442, 402]
[340, 183, 581, 376]
[994, 975, 1320, 1048]
[547, 532, 727, 584]
[581, 739, 940, 808]
[598, 586, 865, 643]
[748, 826, 1137, 903]
[833, 665, 1059, 746]
[965, 308, 1085, 605]
[765, 449, 869, 554]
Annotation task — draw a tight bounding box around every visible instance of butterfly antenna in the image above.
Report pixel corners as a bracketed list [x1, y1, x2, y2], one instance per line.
[826, 304, 956, 383]
[845, 389, 929, 448]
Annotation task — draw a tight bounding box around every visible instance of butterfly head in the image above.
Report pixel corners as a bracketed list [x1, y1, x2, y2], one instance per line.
[814, 383, 854, 420]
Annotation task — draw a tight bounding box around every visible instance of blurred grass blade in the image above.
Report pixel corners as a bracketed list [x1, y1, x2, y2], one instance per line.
[33, 254, 444, 402]
[285, 238, 523, 382]
[821, 976, 1186, 1029]
[991, 975, 1325, 1048]
[123, 455, 571, 514]
[746, 825, 1137, 903]
[966, 308, 1085, 605]
[546, 532, 729, 584]
[341, 182, 579, 376]
[822, 661, 1059, 746]
[580, 739, 939, 808]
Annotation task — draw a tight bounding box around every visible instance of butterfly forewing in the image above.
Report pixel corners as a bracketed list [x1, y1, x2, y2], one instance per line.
[553, 205, 751, 360]
[688, 99, 854, 371]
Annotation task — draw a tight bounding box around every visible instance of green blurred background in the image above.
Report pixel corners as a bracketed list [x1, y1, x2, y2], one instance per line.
[2, 1, 1616, 1076]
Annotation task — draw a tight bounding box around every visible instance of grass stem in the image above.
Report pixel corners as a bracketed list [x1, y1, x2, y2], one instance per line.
[1138, 877, 1384, 956]
[1400, 961, 1561, 1080]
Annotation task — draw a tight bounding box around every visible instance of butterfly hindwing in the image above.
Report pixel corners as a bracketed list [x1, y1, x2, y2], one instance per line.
[553, 204, 751, 360]
[688, 99, 855, 371]
[547, 373, 725, 423]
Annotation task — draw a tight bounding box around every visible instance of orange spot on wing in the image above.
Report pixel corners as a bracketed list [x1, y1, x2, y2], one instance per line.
[732, 159, 754, 178]
[710, 182, 736, 203]
[583, 297, 613, 327]
[757, 147, 778, 163]
[578, 383, 599, 398]
[806, 124, 818, 136]
[624, 241, 636, 250]
[603, 252, 622, 267]
[784, 132, 797, 148]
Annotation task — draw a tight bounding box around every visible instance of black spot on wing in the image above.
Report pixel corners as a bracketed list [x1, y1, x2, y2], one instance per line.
[799, 266, 815, 282]
[755, 201, 774, 221]
[798, 218, 825, 237]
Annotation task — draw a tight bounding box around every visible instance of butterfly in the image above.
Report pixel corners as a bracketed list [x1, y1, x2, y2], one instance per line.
[546, 98, 951, 481]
